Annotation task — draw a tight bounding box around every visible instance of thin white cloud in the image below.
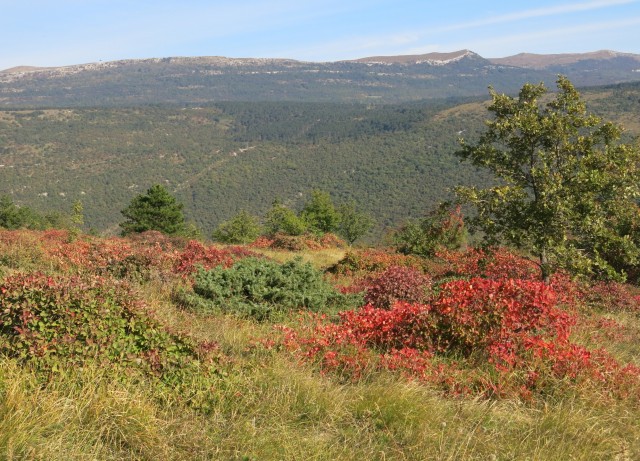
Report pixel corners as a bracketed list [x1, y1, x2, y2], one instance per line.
[278, 32, 434, 62]
[438, 0, 639, 32]
[2, 0, 638, 67]
[288, 0, 640, 61]
[450, 16, 640, 57]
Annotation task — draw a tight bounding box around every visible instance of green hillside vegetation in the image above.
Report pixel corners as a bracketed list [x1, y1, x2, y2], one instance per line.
[0, 100, 490, 237]
[1, 81, 637, 239]
[0, 55, 554, 107]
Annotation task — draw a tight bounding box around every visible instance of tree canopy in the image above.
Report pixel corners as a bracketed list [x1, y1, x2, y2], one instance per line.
[120, 184, 187, 236]
[212, 210, 262, 244]
[455, 76, 640, 282]
[263, 200, 308, 237]
[337, 201, 374, 245]
[393, 204, 466, 257]
[300, 190, 341, 235]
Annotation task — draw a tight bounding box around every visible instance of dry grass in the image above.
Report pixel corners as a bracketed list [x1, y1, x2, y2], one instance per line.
[251, 247, 347, 270]
[2, 351, 638, 460]
[2, 236, 640, 460]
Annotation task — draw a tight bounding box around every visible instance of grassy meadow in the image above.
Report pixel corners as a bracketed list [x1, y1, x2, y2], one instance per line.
[0, 229, 639, 460]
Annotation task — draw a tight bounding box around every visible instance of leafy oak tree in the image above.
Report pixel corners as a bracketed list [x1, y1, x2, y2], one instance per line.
[456, 76, 640, 282]
[212, 210, 262, 244]
[0, 195, 35, 229]
[120, 184, 187, 236]
[263, 200, 308, 237]
[337, 201, 374, 245]
[393, 204, 466, 257]
[0, 195, 60, 230]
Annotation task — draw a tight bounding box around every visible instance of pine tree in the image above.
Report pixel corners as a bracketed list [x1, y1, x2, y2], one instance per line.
[120, 184, 186, 236]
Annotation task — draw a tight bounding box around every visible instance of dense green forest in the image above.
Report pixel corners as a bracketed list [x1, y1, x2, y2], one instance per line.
[0, 81, 638, 237]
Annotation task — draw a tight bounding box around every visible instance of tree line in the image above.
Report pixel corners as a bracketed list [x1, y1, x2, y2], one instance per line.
[119, 185, 375, 245]
[3, 77, 640, 284]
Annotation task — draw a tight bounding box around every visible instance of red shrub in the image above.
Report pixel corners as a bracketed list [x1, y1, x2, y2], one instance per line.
[278, 314, 374, 379]
[318, 233, 347, 248]
[259, 233, 347, 251]
[44, 234, 178, 280]
[273, 275, 640, 400]
[548, 272, 582, 306]
[331, 249, 426, 276]
[583, 281, 640, 312]
[339, 302, 434, 350]
[432, 278, 570, 356]
[436, 247, 539, 280]
[250, 236, 276, 248]
[172, 240, 259, 275]
[0, 229, 47, 268]
[363, 266, 432, 309]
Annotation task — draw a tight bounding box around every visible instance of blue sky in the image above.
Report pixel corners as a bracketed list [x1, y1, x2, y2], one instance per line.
[2, 0, 640, 70]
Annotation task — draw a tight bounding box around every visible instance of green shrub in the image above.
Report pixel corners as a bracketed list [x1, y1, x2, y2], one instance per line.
[393, 204, 466, 258]
[212, 210, 262, 244]
[191, 257, 355, 319]
[0, 272, 210, 385]
[263, 202, 308, 236]
[120, 184, 187, 236]
[300, 190, 341, 234]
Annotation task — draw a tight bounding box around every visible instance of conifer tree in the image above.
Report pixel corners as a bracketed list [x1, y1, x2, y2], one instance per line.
[120, 184, 186, 236]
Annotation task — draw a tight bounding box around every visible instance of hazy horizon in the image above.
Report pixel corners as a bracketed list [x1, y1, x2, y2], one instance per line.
[2, 0, 640, 70]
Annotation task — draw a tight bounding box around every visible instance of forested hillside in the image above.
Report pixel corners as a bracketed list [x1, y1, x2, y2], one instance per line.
[2, 51, 640, 107]
[0, 81, 638, 237]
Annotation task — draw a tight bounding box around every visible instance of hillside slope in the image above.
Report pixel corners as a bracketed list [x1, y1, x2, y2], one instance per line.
[2, 50, 640, 107]
[1, 81, 638, 236]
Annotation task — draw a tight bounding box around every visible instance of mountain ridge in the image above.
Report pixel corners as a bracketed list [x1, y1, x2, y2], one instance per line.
[4, 49, 640, 74]
[343, 50, 479, 65]
[488, 50, 640, 69]
[1, 49, 640, 107]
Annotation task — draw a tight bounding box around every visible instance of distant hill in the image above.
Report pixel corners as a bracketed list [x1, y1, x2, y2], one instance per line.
[345, 50, 477, 65]
[1, 49, 639, 237]
[488, 50, 640, 69]
[0, 81, 638, 237]
[2, 50, 640, 107]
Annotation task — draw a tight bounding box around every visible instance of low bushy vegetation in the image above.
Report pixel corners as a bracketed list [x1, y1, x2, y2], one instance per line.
[0, 272, 216, 388]
[1, 227, 639, 459]
[189, 257, 358, 320]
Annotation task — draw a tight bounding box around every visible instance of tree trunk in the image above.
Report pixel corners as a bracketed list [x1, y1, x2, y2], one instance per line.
[540, 249, 551, 284]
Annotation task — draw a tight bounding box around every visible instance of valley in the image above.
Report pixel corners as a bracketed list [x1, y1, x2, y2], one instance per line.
[0, 79, 639, 237]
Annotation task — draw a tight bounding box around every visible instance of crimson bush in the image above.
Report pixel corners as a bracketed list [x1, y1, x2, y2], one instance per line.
[363, 265, 432, 309]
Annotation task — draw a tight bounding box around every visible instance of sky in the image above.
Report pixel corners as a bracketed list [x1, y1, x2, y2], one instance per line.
[2, 0, 640, 70]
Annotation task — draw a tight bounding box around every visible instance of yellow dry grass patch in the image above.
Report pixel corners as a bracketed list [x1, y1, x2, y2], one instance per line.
[252, 247, 346, 270]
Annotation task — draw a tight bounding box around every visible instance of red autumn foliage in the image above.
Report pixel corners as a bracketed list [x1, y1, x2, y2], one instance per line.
[43, 232, 177, 279]
[432, 278, 570, 356]
[331, 248, 427, 277]
[172, 240, 259, 275]
[277, 275, 640, 400]
[363, 265, 433, 309]
[436, 247, 539, 280]
[251, 232, 347, 251]
[582, 281, 640, 312]
[2, 228, 638, 402]
[339, 302, 435, 351]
